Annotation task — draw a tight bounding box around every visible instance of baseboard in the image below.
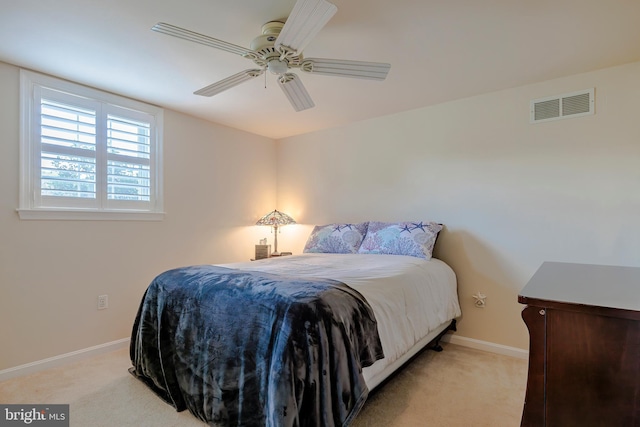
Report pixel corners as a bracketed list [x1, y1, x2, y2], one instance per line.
[0, 337, 130, 382]
[0, 334, 527, 382]
[441, 334, 529, 359]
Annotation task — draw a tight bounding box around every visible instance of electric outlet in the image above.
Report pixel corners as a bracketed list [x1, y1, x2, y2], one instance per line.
[97, 294, 108, 310]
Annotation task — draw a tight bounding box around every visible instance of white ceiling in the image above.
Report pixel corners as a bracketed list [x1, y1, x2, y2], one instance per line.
[2, 0, 640, 139]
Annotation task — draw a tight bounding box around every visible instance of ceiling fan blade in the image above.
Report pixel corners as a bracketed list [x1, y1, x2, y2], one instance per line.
[275, 0, 337, 55]
[278, 73, 315, 112]
[152, 22, 255, 57]
[300, 58, 391, 81]
[194, 69, 264, 97]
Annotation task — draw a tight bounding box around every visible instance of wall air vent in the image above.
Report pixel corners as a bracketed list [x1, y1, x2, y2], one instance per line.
[530, 88, 594, 123]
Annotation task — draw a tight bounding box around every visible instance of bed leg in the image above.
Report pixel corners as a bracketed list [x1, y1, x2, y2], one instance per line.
[428, 319, 457, 352]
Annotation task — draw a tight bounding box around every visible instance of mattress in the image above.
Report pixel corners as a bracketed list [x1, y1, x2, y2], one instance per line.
[219, 253, 461, 389]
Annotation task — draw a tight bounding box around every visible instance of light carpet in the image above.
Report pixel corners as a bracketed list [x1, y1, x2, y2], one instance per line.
[0, 343, 527, 426]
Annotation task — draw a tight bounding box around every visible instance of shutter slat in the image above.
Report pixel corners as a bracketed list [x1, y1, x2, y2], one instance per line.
[107, 147, 150, 160]
[41, 143, 97, 159]
[42, 113, 96, 130]
[42, 100, 95, 121]
[42, 137, 95, 151]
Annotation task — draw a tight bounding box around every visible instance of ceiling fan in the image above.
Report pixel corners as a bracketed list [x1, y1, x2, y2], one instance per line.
[152, 0, 391, 112]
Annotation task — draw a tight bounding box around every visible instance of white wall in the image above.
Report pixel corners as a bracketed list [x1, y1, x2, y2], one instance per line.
[276, 61, 640, 350]
[0, 61, 277, 370]
[2, 59, 638, 370]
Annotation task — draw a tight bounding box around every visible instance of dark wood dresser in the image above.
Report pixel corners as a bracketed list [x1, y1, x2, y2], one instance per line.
[518, 262, 640, 427]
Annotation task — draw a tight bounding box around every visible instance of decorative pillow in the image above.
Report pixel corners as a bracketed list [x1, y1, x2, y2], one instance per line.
[358, 221, 443, 259]
[303, 222, 369, 254]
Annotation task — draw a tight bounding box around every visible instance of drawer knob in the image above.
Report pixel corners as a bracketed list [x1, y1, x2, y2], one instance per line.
[539, 309, 546, 315]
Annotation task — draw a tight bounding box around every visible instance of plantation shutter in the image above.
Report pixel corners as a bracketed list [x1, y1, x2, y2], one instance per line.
[20, 70, 163, 220]
[105, 107, 154, 209]
[37, 88, 99, 209]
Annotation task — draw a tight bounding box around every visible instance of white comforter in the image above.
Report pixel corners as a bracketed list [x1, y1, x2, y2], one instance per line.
[219, 253, 461, 386]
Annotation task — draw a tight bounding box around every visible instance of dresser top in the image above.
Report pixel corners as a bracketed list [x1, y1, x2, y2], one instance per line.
[519, 262, 640, 312]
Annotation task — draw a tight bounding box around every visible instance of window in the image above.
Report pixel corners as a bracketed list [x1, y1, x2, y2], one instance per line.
[19, 70, 164, 220]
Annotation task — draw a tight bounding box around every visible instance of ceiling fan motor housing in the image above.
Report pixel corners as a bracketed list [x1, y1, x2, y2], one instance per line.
[250, 22, 283, 51]
[249, 21, 302, 69]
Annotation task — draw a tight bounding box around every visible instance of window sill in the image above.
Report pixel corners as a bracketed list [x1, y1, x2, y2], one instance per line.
[17, 208, 165, 221]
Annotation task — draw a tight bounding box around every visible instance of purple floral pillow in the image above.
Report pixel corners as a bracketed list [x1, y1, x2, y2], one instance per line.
[358, 221, 443, 259]
[303, 222, 369, 254]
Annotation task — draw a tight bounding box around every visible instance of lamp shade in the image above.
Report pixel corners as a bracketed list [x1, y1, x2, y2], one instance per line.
[255, 210, 296, 227]
[256, 210, 296, 255]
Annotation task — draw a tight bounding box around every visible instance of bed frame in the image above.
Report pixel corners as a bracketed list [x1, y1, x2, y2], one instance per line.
[365, 318, 457, 391]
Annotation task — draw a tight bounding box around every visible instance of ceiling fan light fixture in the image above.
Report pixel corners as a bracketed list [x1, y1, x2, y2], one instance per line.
[267, 59, 289, 75]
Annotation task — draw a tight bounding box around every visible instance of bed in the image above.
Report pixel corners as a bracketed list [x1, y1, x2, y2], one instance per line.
[129, 221, 461, 426]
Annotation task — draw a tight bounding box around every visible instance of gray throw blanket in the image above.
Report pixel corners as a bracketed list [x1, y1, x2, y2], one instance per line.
[129, 265, 384, 426]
